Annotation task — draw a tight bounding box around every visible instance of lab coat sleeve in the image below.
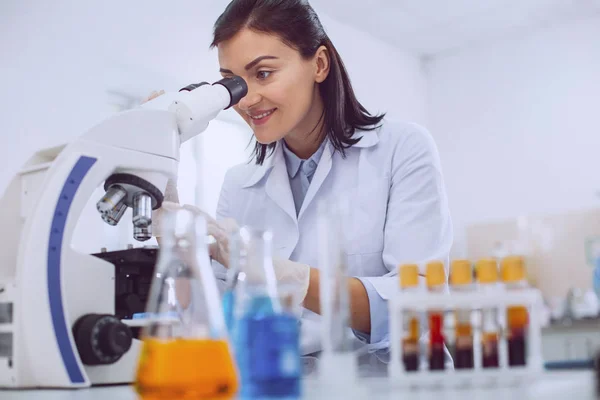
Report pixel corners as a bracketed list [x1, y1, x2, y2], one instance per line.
[357, 123, 453, 344]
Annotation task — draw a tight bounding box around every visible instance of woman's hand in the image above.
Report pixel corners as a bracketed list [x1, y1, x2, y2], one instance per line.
[153, 201, 237, 268]
[141, 89, 165, 104]
[182, 205, 239, 268]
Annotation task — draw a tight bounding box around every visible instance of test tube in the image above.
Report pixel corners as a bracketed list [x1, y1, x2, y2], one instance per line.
[426, 261, 446, 370]
[317, 199, 356, 381]
[501, 256, 529, 367]
[476, 258, 500, 368]
[450, 260, 474, 369]
[399, 264, 420, 372]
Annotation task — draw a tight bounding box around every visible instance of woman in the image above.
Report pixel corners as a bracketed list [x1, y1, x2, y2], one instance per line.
[157, 0, 453, 368]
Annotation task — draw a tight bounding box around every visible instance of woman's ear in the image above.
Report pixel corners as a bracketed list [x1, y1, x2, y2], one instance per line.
[314, 45, 330, 83]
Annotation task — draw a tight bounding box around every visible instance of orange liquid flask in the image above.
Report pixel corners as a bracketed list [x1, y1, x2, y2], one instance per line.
[134, 208, 238, 400]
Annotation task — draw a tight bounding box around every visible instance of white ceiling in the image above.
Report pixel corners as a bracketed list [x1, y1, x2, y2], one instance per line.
[311, 0, 600, 57]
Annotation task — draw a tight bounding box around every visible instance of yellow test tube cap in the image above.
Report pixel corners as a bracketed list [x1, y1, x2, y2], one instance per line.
[399, 263, 419, 288]
[426, 261, 446, 287]
[476, 258, 498, 283]
[450, 259, 472, 285]
[501, 255, 526, 282]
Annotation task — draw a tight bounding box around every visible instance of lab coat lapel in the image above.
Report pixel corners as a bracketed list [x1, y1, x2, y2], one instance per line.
[298, 141, 333, 220]
[265, 142, 298, 225]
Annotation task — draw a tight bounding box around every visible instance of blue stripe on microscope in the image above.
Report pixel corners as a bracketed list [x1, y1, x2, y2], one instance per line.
[47, 156, 96, 384]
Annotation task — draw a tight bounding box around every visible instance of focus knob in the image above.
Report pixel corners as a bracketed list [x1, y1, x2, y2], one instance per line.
[73, 314, 133, 366]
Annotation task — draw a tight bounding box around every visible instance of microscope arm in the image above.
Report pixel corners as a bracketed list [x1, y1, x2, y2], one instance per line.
[92, 76, 247, 240]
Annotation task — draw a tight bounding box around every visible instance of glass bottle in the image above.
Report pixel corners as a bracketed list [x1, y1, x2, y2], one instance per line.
[134, 208, 238, 400]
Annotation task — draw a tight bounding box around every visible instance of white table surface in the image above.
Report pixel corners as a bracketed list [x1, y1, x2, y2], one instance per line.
[0, 371, 596, 400]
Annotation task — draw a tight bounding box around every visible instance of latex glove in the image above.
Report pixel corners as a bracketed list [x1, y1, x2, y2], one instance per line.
[240, 256, 310, 310]
[152, 200, 235, 267]
[152, 201, 181, 238]
[211, 223, 310, 303]
[271, 257, 311, 305]
[182, 204, 238, 268]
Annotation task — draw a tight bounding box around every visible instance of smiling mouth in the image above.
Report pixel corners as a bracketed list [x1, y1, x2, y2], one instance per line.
[249, 109, 276, 120]
[248, 108, 277, 126]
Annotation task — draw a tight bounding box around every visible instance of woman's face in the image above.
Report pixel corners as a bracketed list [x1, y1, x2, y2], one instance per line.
[217, 28, 328, 144]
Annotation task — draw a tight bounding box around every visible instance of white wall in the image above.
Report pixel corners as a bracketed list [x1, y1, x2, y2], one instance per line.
[0, 0, 227, 253]
[426, 17, 600, 257]
[313, 8, 428, 125]
[0, 1, 426, 252]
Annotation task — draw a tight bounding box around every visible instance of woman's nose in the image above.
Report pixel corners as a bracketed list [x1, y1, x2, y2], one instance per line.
[237, 87, 261, 112]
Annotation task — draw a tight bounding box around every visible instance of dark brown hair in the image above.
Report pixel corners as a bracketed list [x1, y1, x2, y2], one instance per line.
[211, 0, 385, 164]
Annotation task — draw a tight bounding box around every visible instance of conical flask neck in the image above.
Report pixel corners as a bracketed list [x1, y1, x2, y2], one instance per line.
[238, 228, 278, 292]
[143, 208, 226, 340]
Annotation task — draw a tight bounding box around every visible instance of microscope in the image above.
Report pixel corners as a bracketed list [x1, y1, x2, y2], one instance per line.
[0, 76, 247, 388]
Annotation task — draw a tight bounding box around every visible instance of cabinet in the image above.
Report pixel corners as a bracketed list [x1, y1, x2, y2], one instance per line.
[542, 320, 600, 362]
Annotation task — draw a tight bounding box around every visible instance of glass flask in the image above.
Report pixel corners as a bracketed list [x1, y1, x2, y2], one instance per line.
[134, 208, 238, 400]
[231, 227, 301, 399]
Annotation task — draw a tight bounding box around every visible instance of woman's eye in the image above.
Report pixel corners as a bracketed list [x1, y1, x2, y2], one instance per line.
[257, 70, 272, 80]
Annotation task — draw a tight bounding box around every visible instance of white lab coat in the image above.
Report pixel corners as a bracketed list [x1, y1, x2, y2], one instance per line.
[212, 119, 453, 360]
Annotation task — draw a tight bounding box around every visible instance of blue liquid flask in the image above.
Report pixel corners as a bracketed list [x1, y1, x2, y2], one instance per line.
[231, 228, 301, 399]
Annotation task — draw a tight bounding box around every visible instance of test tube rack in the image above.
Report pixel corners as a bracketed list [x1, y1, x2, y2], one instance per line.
[389, 286, 545, 388]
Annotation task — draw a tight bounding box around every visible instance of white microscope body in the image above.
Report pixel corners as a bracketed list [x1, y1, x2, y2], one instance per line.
[0, 77, 247, 388]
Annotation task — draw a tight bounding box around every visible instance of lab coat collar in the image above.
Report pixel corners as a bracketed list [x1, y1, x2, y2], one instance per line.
[351, 129, 380, 148]
[297, 140, 333, 220]
[241, 142, 279, 188]
[239, 141, 297, 221]
[241, 129, 379, 188]
[265, 142, 297, 223]
[282, 138, 328, 179]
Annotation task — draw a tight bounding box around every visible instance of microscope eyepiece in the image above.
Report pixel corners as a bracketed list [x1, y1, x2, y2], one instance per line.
[179, 76, 247, 109]
[213, 76, 248, 109]
[179, 82, 209, 92]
